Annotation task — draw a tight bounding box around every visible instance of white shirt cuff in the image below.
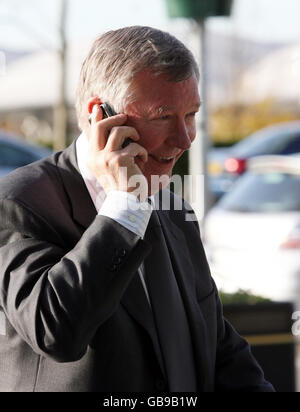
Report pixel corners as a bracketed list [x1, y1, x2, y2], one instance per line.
[99, 191, 153, 239]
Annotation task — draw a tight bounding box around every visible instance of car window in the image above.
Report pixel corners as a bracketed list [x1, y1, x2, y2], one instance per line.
[232, 130, 300, 157]
[217, 171, 300, 213]
[0, 143, 37, 167]
[282, 134, 300, 154]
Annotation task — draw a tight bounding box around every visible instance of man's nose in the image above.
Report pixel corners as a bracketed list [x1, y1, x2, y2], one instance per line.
[172, 120, 192, 150]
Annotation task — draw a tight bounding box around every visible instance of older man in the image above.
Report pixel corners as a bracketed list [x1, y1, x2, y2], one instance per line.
[0, 26, 274, 392]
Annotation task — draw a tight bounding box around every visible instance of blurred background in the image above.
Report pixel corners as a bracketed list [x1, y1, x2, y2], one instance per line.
[1, 0, 300, 392]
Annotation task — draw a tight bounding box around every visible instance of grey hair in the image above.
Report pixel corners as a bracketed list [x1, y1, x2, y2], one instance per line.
[75, 26, 200, 131]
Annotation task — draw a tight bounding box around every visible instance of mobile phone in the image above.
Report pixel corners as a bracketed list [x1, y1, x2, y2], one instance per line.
[99, 103, 132, 149]
[100, 102, 117, 118]
[88, 102, 118, 124]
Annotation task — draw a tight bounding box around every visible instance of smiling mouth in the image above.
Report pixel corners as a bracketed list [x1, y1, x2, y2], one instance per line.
[149, 154, 177, 164]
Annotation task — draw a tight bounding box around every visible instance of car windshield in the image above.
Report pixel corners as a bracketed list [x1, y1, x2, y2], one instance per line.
[217, 171, 300, 213]
[231, 129, 300, 157]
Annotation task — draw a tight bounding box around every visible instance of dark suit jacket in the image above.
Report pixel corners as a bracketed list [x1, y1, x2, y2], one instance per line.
[0, 140, 274, 392]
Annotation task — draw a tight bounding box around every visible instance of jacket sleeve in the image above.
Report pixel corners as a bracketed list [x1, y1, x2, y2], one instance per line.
[213, 279, 275, 392]
[0, 198, 151, 362]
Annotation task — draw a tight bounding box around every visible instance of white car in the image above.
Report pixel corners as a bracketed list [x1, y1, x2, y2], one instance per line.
[204, 155, 300, 309]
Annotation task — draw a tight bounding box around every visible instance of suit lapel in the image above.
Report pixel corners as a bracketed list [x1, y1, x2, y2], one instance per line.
[143, 210, 200, 390]
[56, 139, 98, 230]
[120, 267, 167, 378]
[120, 211, 168, 378]
[157, 210, 213, 391]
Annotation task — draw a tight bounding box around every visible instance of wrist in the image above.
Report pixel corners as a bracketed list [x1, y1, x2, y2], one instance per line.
[99, 191, 153, 238]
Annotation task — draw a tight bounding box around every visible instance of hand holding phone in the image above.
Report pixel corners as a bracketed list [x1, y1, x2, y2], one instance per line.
[89, 103, 132, 148]
[87, 102, 148, 200]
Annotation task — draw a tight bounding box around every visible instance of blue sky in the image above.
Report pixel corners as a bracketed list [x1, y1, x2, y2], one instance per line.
[0, 0, 300, 51]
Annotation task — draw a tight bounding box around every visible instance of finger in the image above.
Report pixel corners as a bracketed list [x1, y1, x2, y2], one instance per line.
[89, 112, 127, 151]
[106, 126, 140, 151]
[88, 104, 105, 150]
[123, 142, 148, 163]
[90, 104, 103, 124]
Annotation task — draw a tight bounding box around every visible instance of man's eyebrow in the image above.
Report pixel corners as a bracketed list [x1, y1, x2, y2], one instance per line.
[148, 102, 201, 116]
[148, 105, 171, 115]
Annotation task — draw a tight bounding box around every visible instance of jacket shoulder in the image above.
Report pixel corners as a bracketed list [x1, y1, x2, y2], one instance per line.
[0, 152, 74, 246]
[0, 152, 62, 202]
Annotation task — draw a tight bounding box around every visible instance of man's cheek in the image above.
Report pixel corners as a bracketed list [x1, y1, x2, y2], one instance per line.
[135, 157, 146, 172]
[136, 136, 152, 153]
[139, 127, 164, 151]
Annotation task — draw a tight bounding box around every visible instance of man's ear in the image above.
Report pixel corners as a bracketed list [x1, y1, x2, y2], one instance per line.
[87, 97, 103, 115]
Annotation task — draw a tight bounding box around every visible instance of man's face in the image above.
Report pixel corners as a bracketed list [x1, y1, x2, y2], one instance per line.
[124, 70, 201, 193]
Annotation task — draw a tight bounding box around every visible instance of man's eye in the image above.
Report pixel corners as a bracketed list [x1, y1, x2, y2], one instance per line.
[187, 112, 197, 118]
[150, 115, 171, 122]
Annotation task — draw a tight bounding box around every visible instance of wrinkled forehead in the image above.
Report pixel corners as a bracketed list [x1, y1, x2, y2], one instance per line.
[125, 70, 201, 114]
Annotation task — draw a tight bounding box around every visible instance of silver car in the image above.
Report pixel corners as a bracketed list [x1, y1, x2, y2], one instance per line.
[204, 155, 300, 309]
[0, 131, 52, 178]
